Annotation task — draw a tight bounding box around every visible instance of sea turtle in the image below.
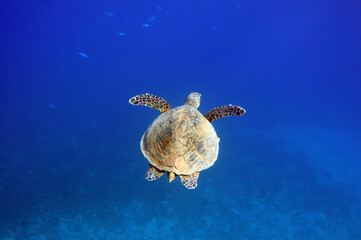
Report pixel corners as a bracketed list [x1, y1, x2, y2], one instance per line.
[129, 92, 246, 189]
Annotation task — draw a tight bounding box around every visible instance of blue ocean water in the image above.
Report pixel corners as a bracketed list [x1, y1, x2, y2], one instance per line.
[1, 0, 360, 239]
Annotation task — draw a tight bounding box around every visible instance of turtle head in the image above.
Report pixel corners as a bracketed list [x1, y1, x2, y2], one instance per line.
[184, 92, 201, 109]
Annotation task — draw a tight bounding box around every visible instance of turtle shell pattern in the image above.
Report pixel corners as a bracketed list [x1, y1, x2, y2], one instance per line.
[141, 105, 220, 175]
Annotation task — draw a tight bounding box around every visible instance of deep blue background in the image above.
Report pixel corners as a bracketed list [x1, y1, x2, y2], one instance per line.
[1, 0, 360, 239]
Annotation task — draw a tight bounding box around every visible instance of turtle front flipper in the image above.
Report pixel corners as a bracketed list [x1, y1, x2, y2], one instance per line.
[180, 172, 200, 189]
[129, 93, 172, 113]
[204, 105, 246, 123]
[145, 164, 165, 181]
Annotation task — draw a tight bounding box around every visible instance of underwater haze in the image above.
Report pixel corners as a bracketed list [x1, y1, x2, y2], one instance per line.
[1, 0, 361, 239]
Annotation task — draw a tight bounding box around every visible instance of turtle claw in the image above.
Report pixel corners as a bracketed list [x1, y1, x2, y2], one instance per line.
[145, 165, 165, 181]
[180, 172, 200, 189]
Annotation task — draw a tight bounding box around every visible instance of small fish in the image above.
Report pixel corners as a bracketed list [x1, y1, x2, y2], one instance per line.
[45, 102, 56, 109]
[118, 32, 125, 36]
[157, 6, 162, 10]
[104, 12, 115, 17]
[148, 15, 157, 23]
[142, 23, 150, 28]
[78, 52, 88, 58]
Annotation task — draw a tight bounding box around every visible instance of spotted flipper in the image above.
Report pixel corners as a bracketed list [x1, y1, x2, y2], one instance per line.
[204, 104, 246, 123]
[129, 93, 172, 113]
[145, 165, 165, 181]
[180, 172, 200, 189]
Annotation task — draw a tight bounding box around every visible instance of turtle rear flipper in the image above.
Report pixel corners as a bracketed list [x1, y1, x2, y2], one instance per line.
[129, 93, 172, 113]
[180, 172, 200, 189]
[204, 105, 246, 123]
[145, 164, 165, 181]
